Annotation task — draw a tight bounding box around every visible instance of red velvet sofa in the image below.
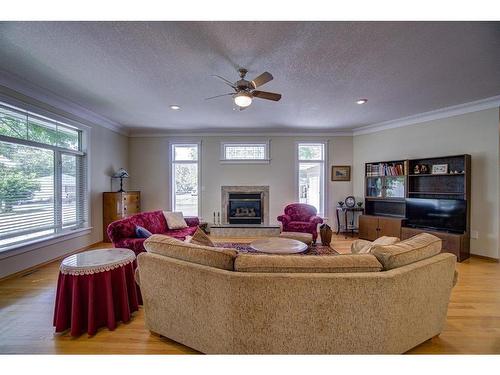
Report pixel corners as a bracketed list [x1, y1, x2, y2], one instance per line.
[277, 203, 323, 242]
[107, 210, 200, 255]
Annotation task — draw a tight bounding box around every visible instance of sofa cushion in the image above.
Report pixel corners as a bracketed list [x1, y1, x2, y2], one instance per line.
[351, 236, 400, 254]
[144, 234, 237, 271]
[186, 227, 215, 247]
[371, 233, 442, 270]
[163, 211, 188, 229]
[234, 253, 383, 273]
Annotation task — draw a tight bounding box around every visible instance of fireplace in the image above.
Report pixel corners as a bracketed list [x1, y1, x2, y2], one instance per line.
[228, 193, 263, 224]
[221, 186, 269, 225]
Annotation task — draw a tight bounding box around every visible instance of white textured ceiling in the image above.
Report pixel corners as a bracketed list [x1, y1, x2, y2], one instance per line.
[0, 21, 499, 134]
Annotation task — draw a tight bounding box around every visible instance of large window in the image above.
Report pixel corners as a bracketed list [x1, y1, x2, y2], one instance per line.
[220, 141, 269, 163]
[0, 101, 87, 251]
[171, 143, 199, 216]
[297, 142, 326, 216]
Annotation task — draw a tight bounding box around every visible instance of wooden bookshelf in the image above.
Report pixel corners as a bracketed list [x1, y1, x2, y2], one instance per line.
[361, 154, 471, 261]
[364, 159, 408, 217]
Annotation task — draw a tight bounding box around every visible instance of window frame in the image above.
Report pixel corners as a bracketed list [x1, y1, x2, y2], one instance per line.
[220, 140, 270, 164]
[169, 141, 201, 217]
[295, 141, 328, 217]
[0, 99, 90, 253]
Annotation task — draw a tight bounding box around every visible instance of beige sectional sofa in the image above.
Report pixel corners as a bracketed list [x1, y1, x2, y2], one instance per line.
[136, 233, 457, 354]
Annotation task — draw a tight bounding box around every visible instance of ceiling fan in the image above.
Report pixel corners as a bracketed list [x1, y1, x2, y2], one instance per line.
[206, 68, 282, 109]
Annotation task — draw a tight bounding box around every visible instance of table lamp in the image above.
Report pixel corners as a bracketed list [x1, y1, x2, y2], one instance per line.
[112, 168, 129, 192]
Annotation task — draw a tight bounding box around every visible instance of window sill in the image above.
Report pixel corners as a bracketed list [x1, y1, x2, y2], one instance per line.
[220, 159, 271, 164]
[0, 227, 93, 260]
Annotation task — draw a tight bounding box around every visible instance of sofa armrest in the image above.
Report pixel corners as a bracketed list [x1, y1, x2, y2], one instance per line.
[185, 217, 200, 227]
[277, 214, 291, 224]
[309, 216, 323, 225]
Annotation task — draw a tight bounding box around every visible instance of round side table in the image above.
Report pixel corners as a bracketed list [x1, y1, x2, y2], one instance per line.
[53, 248, 140, 336]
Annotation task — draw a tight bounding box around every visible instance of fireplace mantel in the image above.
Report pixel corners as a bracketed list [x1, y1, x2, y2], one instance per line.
[221, 186, 270, 225]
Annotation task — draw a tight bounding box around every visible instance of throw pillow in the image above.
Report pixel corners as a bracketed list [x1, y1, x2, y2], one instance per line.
[189, 227, 215, 247]
[163, 211, 188, 230]
[362, 236, 400, 254]
[135, 226, 152, 238]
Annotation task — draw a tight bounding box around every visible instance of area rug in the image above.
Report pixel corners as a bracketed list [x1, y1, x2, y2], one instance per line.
[215, 242, 340, 255]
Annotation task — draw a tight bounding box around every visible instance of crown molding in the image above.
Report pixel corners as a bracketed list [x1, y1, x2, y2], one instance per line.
[0, 70, 129, 136]
[352, 95, 500, 136]
[128, 130, 353, 138]
[1, 67, 497, 139]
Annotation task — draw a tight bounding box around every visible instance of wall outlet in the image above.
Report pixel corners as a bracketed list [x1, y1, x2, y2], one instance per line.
[471, 230, 479, 240]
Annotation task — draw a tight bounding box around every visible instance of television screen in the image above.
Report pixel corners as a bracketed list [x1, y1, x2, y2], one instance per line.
[406, 198, 466, 233]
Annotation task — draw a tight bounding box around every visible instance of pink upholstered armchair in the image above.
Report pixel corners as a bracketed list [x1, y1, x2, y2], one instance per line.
[277, 203, 323, 242]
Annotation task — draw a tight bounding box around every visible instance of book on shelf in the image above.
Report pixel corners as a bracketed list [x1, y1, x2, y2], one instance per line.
[366, 162, 405, 177]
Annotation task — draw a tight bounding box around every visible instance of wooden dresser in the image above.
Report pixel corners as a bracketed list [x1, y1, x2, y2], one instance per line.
[103, 191, 141, 242]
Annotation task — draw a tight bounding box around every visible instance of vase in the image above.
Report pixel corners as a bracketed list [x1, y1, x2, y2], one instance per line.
[319, 224, 333, 246]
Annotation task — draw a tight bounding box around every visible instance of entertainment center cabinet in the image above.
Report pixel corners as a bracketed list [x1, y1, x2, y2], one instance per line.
[359, 154, 471, 262]
[358, 215, 404, 241]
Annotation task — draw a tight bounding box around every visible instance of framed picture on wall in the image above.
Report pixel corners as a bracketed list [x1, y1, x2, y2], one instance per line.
[331, 165, 351, 181]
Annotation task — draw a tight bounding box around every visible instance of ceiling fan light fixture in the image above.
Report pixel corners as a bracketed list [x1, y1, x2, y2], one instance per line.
[233, 92, 252, 108]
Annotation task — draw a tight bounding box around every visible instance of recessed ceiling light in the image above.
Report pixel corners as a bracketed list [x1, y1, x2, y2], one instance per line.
[170, 105, 181, 110]
[356, 99, 368, 105]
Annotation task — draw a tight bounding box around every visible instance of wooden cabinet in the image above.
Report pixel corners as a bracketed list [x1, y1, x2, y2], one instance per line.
[401, 227, 470, 262]
[359, 215, 403, 241]
[103, 191, 141, 242]
[358, 215, 379, 240]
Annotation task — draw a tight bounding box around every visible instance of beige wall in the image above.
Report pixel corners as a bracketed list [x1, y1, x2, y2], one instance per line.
[129, 135, 353, 227]
[0, 94, 129, 278]
[353, 108, 500, 259]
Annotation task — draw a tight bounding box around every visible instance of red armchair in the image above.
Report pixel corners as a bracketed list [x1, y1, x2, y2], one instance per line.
[277, 203, 323, 242]
[107, 210, 199, 255]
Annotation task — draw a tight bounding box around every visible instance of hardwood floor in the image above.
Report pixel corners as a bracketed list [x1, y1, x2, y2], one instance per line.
[0, 235, 499, 354]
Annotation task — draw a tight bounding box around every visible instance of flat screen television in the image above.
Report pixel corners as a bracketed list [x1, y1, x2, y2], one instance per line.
[406, 198, 466, 233]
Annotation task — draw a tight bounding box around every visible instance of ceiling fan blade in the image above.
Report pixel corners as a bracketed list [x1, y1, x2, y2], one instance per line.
[250, 72, 273, 88]
[211, 75, 236, 89]
[205, 93, 234, 100]
[252, 90, 282, 101]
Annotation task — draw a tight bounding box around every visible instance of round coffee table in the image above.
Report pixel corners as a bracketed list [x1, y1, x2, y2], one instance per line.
[53, 248, 140, 336]
[249, 237, 308, 254]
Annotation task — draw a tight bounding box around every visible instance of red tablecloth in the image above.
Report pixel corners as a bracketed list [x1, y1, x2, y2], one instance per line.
[53, 261, 140, 336]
